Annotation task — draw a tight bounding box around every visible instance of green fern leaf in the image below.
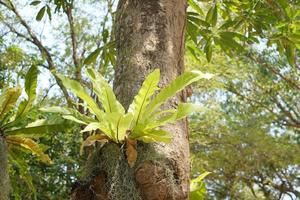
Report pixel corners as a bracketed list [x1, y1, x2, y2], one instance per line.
[0, 87, 22, 121]
[5, 123, 66, 137]
[86, 68, 125, 114]
[81, 122, 114, 141]
[145, 71, 212, 119]
[57, 75, 104, 120]
[135, 129, 172, 143]
[40, 106, 96, 124]
[16, 66, 38, 119]
[128, 69, 160, 124]
[175, 103, 204, 120]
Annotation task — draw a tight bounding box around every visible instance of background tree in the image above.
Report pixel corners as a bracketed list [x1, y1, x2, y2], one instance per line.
[187, 45, 300, 199]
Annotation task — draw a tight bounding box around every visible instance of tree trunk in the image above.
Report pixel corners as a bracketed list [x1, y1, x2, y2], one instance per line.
[70, 0, 189, 199]
[0, 137, 10, 200]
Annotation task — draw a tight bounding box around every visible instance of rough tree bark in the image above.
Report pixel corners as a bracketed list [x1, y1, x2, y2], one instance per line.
[114, 0, 189, 199]
[71, 0, 189, 199]
[0, 137, 9, 200]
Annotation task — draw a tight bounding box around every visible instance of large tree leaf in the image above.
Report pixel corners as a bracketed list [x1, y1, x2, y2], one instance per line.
[40, 106, 96, 124]
[86, 68, 125, 114]
[24, 66, 38, 104]
[128, 69, 160, 124]
[142, 103, 203, 130]
[5, 123, 66, 136]
[175, 103, 204, 120]
[36, 6, 46, 21]
[80, 122, 114, 141]
[187, 19, 200, 44]
[0, 87, 22, 121]
[133, 129, 172, 143]
[188, 0, 204, 15]
[104, 112, 133, 142]
[206, 4, 218, 27]
[204, 40, 212, 62]
[285, 44, 296, 66]
[6, 135, 52, 164]
[16, 66, 38, 119]
[145, 71, 212, 119]
[57, 75, 104, 120]
[115, 113, 133, 141]
[84, 48, 101, 65]
[84, 41, 115, 66]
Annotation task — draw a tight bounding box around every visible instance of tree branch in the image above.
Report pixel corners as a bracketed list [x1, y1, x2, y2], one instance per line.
[1, 0, 73, 107]
[65, 5, 84, 114]
[248, 53, 300, 92]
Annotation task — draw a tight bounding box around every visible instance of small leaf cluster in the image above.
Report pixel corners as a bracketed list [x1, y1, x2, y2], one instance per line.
[186, 0, 300, 66]
[30, 0, 73, 21]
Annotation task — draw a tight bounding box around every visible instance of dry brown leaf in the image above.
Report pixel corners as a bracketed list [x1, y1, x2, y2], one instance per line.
[6, 135, 53, 164]
[126, 138, 137, 167]
[80, 134, 109, 155]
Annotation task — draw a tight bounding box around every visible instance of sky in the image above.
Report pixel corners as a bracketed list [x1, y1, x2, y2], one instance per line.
[5, 0, 113, 97]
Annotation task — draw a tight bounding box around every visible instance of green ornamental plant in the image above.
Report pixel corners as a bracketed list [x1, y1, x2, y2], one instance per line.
[0, 66, 66, 197]
[42, 68, 212, 166]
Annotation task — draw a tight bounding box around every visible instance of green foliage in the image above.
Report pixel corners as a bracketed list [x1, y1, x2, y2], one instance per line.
[83, 41, 116, 75]
[187, 0, 300, 65]
[36, 6, 46, 21]
[45, 68, 211, 165]
[0, 45, 25, 70]
[190, 172, 210, 200]
[30, 0, 72, 20]
[187, 45, 300, 199]
[84, 48, 101, 65]
[0, 66, 67, 198]
[56, 68, 210, 143]
[15, 65, 38, 119]
[86, 68, 124, 114]
[56, 74, 104, 121]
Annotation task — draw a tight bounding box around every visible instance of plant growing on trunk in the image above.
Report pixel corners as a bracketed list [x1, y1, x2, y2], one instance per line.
[0, 66, 66, 199]
[42, 68, 212, 166]
[190, 172, 211, 200]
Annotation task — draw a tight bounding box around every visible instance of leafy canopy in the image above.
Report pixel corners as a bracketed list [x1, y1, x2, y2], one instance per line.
[186, 0, 300, 66]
